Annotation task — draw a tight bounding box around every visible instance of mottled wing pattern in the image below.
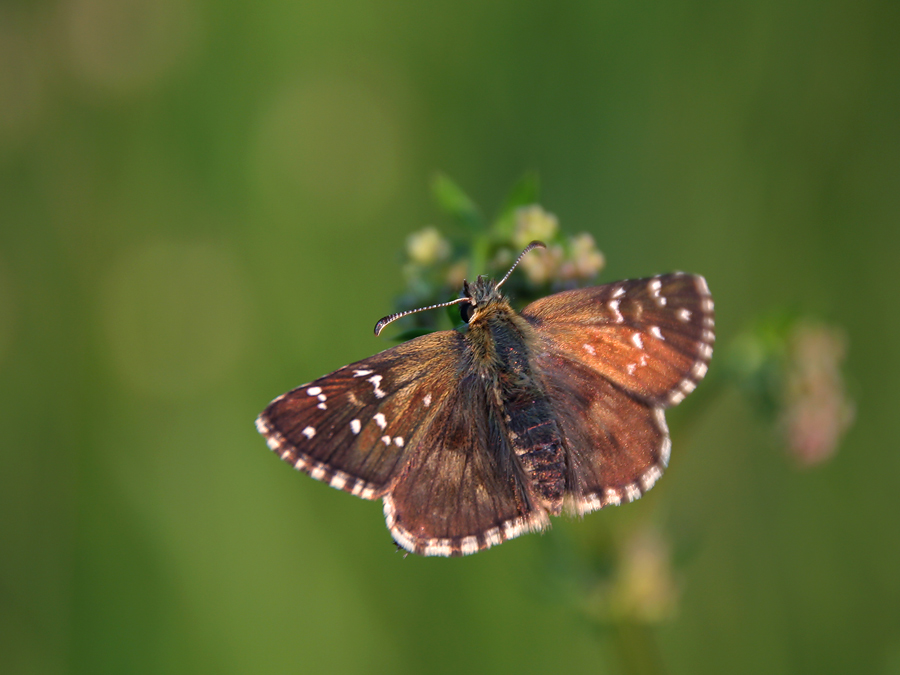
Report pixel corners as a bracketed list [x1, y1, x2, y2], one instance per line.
[386, 371, 549, 557]
[521, 273, 714, 514]
[522, 273, 715, 406]
[256, 331, 466, 500]
[533, 350, 672, 514]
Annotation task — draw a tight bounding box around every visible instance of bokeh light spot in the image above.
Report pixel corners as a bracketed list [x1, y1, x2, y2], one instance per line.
[101, 240, 248, 398]
[252, 72, 407, 220]
[62, 0, 201, 95]
[0, 10, 46, 143]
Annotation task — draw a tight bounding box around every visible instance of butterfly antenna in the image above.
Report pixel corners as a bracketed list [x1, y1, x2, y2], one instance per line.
[496, 240, 546, 289]
[374, 297, 470, 336]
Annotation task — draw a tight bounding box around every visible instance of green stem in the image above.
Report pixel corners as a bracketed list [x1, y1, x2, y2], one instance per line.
[610, 621, 668, 675]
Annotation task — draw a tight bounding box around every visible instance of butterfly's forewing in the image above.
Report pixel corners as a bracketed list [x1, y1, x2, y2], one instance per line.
[258, 329, 550, 556]
[385, 371, 549, 556]
[522, 273, 715, 407]
[256, 331, 467, 500]
[522, 273, 714, 514]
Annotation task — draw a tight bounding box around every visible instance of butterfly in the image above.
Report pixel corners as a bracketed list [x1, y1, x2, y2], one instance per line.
[256, 242, 714, 556]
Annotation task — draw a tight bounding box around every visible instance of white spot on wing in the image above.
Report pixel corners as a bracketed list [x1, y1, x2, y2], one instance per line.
[650, 326, 664, 340]
[483, 527, 502, 546]
[423, 540, 452, 557]
[423, 393, 432, 407]
[608, 299, 624, 323]
[368, 374, 386, 398]
[583, 343, 596, 356]
[350, 419, 361, 435]
[374, 412, 387, 429]
[302, 426, 316, 439]
[353, 369, 373, 377]
[641, 465, 663, 491]
[677, 308, 692, 322]
[306, 386, 322, 396]
[631, 332, 644, 349]
[330, 471, 349, 490]
[393, 436, 404, 447]
[381, 435, 391, 446]
[460, 536, 479, 556]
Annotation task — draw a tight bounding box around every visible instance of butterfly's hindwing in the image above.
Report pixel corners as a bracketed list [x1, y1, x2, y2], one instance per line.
[522, 273, 714, 406]
[533, 351, 670, 514]
[385, 371, 549, 557]
[256, 331, 466, 499]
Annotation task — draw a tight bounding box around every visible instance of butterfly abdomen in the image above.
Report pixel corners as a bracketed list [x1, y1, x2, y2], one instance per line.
[510, 419, 567, 514]
[469, 302, 569, 514]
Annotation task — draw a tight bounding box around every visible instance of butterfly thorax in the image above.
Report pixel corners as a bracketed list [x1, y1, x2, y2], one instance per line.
[462, 277, 568, 515]
[462, 276, 532, 376]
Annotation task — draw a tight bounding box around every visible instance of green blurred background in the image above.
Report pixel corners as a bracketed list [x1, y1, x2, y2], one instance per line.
[1, 0, 898, 673]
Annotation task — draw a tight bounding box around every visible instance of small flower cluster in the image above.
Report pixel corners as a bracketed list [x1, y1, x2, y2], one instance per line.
[780, 322, 855, 467]
[725, 314, 855, 467]
[392, 175, 605, 335]
[512, 206, 605, 286]
[579, 526, 680, 625]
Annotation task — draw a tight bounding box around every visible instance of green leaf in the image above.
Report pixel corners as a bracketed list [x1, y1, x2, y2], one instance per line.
[431, 173, 483, 230]
[445, 302, 462, 326]
[493, 171, 540, 238]
[500, 171, 541, 216]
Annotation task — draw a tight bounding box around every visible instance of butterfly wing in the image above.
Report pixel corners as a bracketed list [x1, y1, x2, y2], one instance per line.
[385, 367, 550, 556]
[256, 331, 467, 500]
[257, 329, 548, 556]
[522, 273, 715, 406]
[521, 273, 714, 513]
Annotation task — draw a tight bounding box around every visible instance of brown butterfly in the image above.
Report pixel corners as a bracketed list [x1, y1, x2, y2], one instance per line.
[256, 242, 714, 556]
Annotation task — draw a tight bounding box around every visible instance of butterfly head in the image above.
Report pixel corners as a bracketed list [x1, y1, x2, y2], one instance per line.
[459, 275, 503, 324]
[374, 241, 546, 335]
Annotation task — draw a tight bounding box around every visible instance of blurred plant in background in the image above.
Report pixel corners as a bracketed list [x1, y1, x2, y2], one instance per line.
[389, 172, 607, 339]
[388, 174, 857, 675]
[724, 315, 855, 467]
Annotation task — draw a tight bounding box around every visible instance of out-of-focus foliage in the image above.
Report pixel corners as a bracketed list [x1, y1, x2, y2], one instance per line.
[1, 1, 897, 674]
[390, 174, 607, 337]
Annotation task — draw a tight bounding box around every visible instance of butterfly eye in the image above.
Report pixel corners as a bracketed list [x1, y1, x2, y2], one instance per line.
[460, 301, 475, 323]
